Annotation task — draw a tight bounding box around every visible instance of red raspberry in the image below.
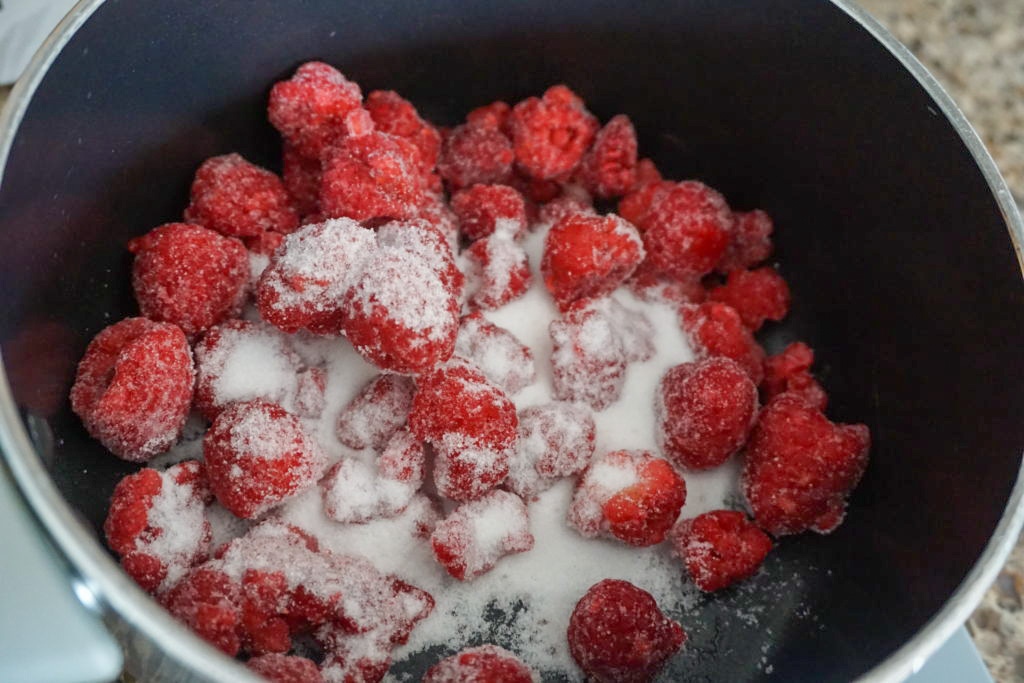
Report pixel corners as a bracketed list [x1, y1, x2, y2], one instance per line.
[617, 180, 675, 231]
[247, 654, 324, 683]
[294, 366, 328, 418]
[507, 401, 596, 498]
[742, 394, 870, 535]
[508, 169, 563, 205]
[184, 153, 299, 238]
[365, 90, 442, 180]
[541, 213, 644, 310]
[282, 143, 322, 218]
[578, 115, 638, 199]
[536, 193, 595, 231]
[656, 358, 758, 470]
[567, 579, 685, 683]
[761, 342, 828, 411]
[416, 191, 460, 251]
[127, 223, 249, 336]
[320, 131, 426, 222]
[680, 302, 766, 384]
[104, 461, 212, 593]
[203, 400, 328, 518]
[632, 158, 663, 189]
[70, 317, 194, 461]
[267, 61, 363, 160]
[451, 184, 527, 241]
[375, 218, 463, 296]
[409, 359, 518, 501]
[708, 267, 791, 331]
[507, 85, 599, 180]
[256, 218, 376, 334]
[568, 450, 686, 547]
[455, 313, 536, 395]
[164, 567, 243, 655]
[627, 260, 706, 306]
[716, 209, 774, 274]
[438, 122, 515, 190]
[336, 374, 416, 451]
[640, 181, 734, 282]
[245, 229, 286, 257]
[423, 645, 536, 683]
[466, 101, 512, 130]
[462, 234, 532, 311]
[549, 302, 628, 411]
[672, 510, 772, 592]
[430, 490, 534, 580]
[193, 320, 303, 421]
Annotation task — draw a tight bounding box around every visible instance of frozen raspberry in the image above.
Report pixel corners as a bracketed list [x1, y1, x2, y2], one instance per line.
[193, 320, 303, 421]
[568, 450, 686, 547]
[617, 180, 675, 231]
[342, 246, 459, 374]
[438, 122, 515, 190]
[639, 181, 734, 282]
[632, 158, 663, 189]
[627, 261, 707, 306]
[128, 223, 249, 336]
[336, 374, 416, 451]
[342, 107, 376, 137]
[247, 654, 324, 683]
[423, 645, 536, 683]
[430, 490, 534, 581]
[256, 218, 376, 334]
[568, 579, 685, 683]
[70, 317, 194, 461]
[203, 400, 328, 518]
[375, 218, 463, 295]
[454, 313, 536, 395]
[761, 342, 828, 411]
[509, 169, 563, 205]
[164, 566, 244, 655]
[535, 193, 595, 231]
[672, 510, 772, 592]
[104, 461, 212, 593]
[282, 143, 322, 218]
[268, 62, 363, 160]
[578, 115, 638, 199]
[656, 358, 758, 470]
[680, 302, 766, 385]
[184, 154, 299, 238]
[717, 209, 773, 274]
[416, 192, 460, 252]
[462, 233, 532, 311]
[708, 267, 791, 331]
[466, 101, 511, 130]
[506, 402, 596, 498]
[507, 85, 599, 180]
[451, 184, 528, 241]
[541, 213, 644, 310]
[589, 296, 655, 362]
[365, 90, 442, 179]
[549, 304, 625, 411]
[294, 366, 328, 417]
[742, 394, 870, 535]
[322, 429, 425, 523]
[320, 131, 425, 222]
[245, 229, 287, 257]
[409, 359, 518, 501]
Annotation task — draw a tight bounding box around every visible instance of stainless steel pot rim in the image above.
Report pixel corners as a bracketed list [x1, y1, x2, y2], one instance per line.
[0, 2, 1021, 682]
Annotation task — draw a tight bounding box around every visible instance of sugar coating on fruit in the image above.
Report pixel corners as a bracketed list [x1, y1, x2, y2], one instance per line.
[680, 301, 766, 385]
[268, 61, 363, 160]
[671, 509, 772, 592]
[365, 90, 442, 179]
[549, 302, 632, 410]
[717, 208, 773, 274]
[438, 122, 515, 190]
[578, 114, 639, 199]
[708, 267, 791, 331]
[761, 341, 828, 411]
[422, 644, 538, 683]
[247, 653, 324, 683]
[461, 229, 533, 311]
[335, 373, 415, 451]
[506, 401, 596, 499]
[431, 490, 534, 581]
[454, 313, 536, 396]
[507, 85, 599, 180]
[451, 183, 528, 241]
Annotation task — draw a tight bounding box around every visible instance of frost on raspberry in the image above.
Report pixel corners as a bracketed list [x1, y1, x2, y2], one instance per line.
[617, 180, 675, 232]
[742, 393, 870, 536]
[282, 142, 323, 218]
[247, 654, 324, 683]
[70, 317, 194, 461]
[268, 61, 363, 160]
[365, 90, 442, 180]
[578, 114, 638, 199]
[454, 312, 536, 396]
[567, 579, 685, 683]
[541, 213, 644, 310]
[203, 400, 328, 518]
[104, 460, 212, 593]
[506, 402, 596, 499]
[320, 131, 426, 222]
[423, 645, 537, 683]
[679, 302, 766, 385]
[437, 121, 514, 190]
[336, 374, 416, 451]
[656, 358, 758, 471]
[450, 183, 527, 242]
[466, 101, 511, 130]
[321, 429, 425, 523]
[671, 510, 772, 592]
[568, 450, 686, 547]
[375, 218, 463, 296]
[430, 490, 534, 581]
[184, 153, 299, 238]
[462, 233, 532, 311]
[409, 358, 518, 501]
[761, 341, 828, 411]
[708, 267, 791, 331]
[507, 85, 599, 180]
[127, 222, 249, 336]
[716, 208, 774, 274]
[193, 320, 304, 421]
[256, 218, 376, 334]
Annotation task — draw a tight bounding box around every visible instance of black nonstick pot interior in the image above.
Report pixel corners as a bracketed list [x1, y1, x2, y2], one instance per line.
[2, 1, 1023, 681]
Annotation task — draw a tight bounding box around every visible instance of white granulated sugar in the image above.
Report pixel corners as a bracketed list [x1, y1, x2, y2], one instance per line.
[208, 328, 300, 410]
[137, 468, 209, 592]
[587, 458, 640, 491]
